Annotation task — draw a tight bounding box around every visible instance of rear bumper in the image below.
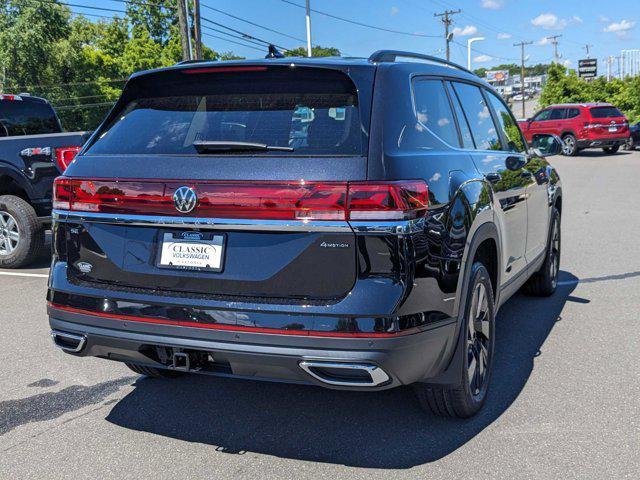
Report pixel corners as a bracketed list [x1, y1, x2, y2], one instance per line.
[48, 305, 458, 391]
[577, 137, 629, 148]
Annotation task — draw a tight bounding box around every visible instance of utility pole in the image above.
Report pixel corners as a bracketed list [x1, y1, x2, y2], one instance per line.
[514, 40, 533, 118]
[305, 0, 312, 57]
[583, 44, 593, 58]
[434, 9, 461, 61]
[546, 34, 562, 63]
[192, 0, 203, 60]
[176, 0, 191, 61]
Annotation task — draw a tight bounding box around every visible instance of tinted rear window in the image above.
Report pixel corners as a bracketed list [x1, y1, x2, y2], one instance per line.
[590, 106, 623, 118]
[86, 67, 363, 156]
[0, 99, 61, 137]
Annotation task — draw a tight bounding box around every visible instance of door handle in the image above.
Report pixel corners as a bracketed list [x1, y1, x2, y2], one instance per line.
[484, 172, 501, 184]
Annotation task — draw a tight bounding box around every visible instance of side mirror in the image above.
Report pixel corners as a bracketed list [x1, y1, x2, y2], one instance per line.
[529, 134, 562, 157]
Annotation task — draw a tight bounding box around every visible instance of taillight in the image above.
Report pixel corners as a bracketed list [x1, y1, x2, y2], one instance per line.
[54, 146, 82, 172]
[348, 181, 429, 220]
[53, 178, 429, 221]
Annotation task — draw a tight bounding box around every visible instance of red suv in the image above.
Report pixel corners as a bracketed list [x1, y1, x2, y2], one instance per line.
[519, 103, 629, 156]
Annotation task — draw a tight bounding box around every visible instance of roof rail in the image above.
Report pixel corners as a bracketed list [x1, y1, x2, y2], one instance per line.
[368, 50, 475, 76]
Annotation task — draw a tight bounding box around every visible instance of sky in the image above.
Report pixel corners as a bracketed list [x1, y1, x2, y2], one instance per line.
[78, 0, 639, 72]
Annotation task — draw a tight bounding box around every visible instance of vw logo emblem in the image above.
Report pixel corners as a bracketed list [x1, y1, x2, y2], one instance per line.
[173, 186, 197, 213]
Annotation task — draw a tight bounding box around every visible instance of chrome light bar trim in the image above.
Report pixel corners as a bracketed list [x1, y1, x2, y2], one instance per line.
[53, 210, 426, 234]
[298, 361, 390, 387]
[52, 210, 353, 233]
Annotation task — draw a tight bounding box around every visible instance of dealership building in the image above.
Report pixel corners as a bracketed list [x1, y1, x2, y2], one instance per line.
[485, 70, 547, 98]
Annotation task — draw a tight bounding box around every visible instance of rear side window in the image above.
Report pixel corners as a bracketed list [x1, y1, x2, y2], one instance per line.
[549, 108, 566, 120]
[0, 99, 61, 137]
[446, 82, 475, 149]
[566, 108, 580, 119]
[590, 106, 623, 118]
[411, 78, 459, 147]
[485, 91, 526, 153]
[452, 82, 501, 151]
[86, 67, 362, 156]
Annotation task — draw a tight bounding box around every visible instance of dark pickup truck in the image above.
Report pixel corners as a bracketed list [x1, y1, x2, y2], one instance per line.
[0, 94, 89, 267]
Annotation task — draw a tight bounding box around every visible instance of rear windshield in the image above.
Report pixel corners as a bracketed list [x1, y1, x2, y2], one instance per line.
[0, 99, 61, 137]
[86, 67, 363, 156]
[590, 106, 623, 118]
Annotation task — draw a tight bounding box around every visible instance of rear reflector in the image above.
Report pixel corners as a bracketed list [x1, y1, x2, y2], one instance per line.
[53, 178, 428, 221]
[55, 146, 82, 172]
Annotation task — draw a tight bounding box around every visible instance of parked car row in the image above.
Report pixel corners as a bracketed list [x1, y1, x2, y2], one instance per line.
[518, 102, 630, 156]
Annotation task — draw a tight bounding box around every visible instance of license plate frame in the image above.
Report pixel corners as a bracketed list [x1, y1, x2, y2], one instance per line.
[156, 230, 226, 273]
[608, 126, 617, 132]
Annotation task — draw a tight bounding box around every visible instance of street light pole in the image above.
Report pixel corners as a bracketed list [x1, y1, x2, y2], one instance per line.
[467, 37, 485, 70]
[305, 0, 312, 57]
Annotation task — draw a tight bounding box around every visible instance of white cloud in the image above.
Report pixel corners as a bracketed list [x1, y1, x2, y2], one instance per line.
[497, 32, 512, 40]
[452, 25, 478, 37]
[603, 19, 636, 33]
[531, 13, 567, 30]
[537, 36, 550, 45]
[481, 0, 503, 9]
[563, 59, 572, 67]
[572, 16, 583, 24]
[390, 6, 399, 16]
[474, 54, 492, 63]
[598, 15, 610, 23]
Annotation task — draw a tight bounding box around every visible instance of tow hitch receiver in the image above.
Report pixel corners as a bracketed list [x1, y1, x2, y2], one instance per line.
[172, 352, 190, 371]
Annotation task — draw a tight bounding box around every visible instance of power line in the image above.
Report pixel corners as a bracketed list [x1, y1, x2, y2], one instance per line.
[7, 78, 127, 91]
[280, 0, 440, 38]
[200, 2, 305, 43]
[200, 24, 269, 49]
[55, 101, 116, 110]
[200, 16, 290, 51]
[201, 32, 264, 52]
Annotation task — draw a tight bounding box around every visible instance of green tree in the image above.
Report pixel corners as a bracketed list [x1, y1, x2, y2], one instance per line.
[285, 45, 341, 57]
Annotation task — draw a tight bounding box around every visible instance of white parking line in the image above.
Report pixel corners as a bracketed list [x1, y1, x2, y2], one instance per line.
[0, 271, 49, 278]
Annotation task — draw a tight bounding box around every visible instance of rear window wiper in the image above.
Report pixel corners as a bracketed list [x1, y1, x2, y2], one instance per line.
[192, 140, 294, 153]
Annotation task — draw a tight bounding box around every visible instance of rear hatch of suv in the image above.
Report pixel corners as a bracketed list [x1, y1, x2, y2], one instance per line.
[586, 105, 629, 139]
[55, 63, 377, 301]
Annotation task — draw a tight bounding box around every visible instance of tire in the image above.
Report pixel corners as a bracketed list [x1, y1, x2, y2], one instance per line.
[0, 195, 45, 268]
[524, 208, 560, 297]
[603, 145, 620, 154]
[561, 134, 578, 156]
[125, 363, 183, 378]
[414, 262, 496, 418]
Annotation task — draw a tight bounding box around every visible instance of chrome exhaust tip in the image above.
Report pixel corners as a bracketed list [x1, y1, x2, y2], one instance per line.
[299, 361, 390, 387]
[51, 330, 86, 353]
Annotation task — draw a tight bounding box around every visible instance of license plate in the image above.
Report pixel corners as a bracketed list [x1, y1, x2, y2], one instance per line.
[609, 126, 617, 132]
[158, 231, 224, 272]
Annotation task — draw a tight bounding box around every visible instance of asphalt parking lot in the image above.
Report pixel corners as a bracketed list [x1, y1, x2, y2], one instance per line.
[1, 150, 639, 479]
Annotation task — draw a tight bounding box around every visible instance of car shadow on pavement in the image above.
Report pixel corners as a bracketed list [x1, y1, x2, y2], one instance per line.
[105, 271, 578, 469]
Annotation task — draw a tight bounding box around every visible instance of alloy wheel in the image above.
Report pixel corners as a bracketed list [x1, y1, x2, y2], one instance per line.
[467, 282, 491, 397]
[562, 136, 575, 155]
[0, 212, 20, 256]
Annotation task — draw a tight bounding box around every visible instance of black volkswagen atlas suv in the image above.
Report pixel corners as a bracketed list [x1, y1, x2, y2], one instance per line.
[47, 51, 563, 418]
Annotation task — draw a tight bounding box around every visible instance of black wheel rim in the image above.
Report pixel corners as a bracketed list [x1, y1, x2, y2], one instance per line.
[549, 218, 560, 289]
[467, 282, 491, 397]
